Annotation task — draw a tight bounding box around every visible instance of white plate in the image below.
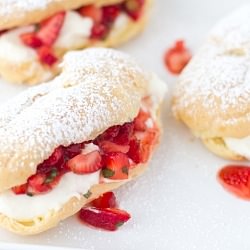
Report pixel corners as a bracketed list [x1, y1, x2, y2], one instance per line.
[0, 0, 250, 249]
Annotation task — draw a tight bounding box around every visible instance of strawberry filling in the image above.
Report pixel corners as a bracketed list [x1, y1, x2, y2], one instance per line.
[12, 97, 159, 196]
[0, 0, 145, 67]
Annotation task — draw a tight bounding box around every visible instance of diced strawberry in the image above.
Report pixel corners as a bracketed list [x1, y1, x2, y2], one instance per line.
[97, 125, 120, 142]
[79, 207, 131, 231]
[37, 12, 65, 46]
[79, 5, 103, 23]
[91, 192, 117, 208]
[12, 183, 28, 195]
[164, 40, 192, 75]
[20, 32, 43, 48]
[127, 129, 158, 164]
[27, 173, 51, 194]
[64, 143, 84, 159]
[37, 146, 64, 174]
[113, 122, 134, 145]
[122, 0, 145, 20]
[134, 109, 150, 131]
[127, 138, 141, 164]
[0, 30, 7, 36]
[91, 23, 109, 40]
[68, 150, 102, 174]
[102, 152, 129, 180]
[99, 140, 129, 154]
[37, 46, 58, 66]
[102, 5, 121, 24]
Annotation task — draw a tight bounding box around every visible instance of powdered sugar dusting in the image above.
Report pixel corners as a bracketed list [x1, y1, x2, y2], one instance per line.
[174, 5, 250, 125]
[0, 0, 62, 17]
[0, 48, 147, 189]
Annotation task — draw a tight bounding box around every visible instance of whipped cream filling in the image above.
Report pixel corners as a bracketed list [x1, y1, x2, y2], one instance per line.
[109, 13, 131, 38]
[224, 136, 250, 159]
[0, 76, 167, 221]
[0, 9, 136, 66]
[0, 26, 37, 62]
[0, 172, 99, 220]
[54, 11, 93, 49]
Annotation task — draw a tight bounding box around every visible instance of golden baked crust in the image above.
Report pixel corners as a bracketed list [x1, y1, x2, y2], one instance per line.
[0, 0, 151, 85]
[202, 137, 245, 161]
[0, 48, 150, 192]
[172, 6, 250, 141]
[0, 0, 124, 30]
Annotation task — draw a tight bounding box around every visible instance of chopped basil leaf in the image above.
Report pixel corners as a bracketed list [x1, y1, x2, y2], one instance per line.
[44, 168, 58, 184]
[122, 166, 129, 175]
[83, 190, 92, 199]
[116, 222, 124, 228]
[102, 168, 115, 178]
[26, 192, 34, 197]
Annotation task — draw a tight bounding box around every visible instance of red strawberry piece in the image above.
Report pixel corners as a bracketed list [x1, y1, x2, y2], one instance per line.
[20, 32, 43, 48]
[113, 122, 134, 145]
[12, 183, 28, 195]
[37, 146, 64, 174]
[127, 138, 141, 164]
[91, 192, 117, 208]
[0, 30, 7, 36]
[68, 150, 102, 174]
[91, 23, 109, 40]
[218, 165, 250, 200]
[27, 173, 51, 194]
[134, 109, 150, 131]
[37, 12, 65, 46]
[99, 140, 129, 154]
[64, 143, 84, 159]
[37, 45, 58, 66]
[122, 0, 145, 20]
[97, 125, 120, 142]
[79, 207, 131, 231]
[102, 5, 121, 24]
[127, 129, 158, 164]
[164, 40, 192, 75]
[102, 152, 129, 180]
[79, 5, 103, 23]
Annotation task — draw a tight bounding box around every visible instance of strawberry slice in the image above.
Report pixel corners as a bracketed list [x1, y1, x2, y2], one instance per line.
[37, 146, 64, 174]
[20, 32, 43, 48]
[134, 109, 150, 131]
[37, 12, 65, 46]
[128, 128, 158, 164]
[91, 23, 109, 40]
[79, 5, 103, 23]
[12, 183, 28, 195]
[64, 143, 84, 159]
[164, 40, 192, 75]
[102, 5, 121, 24]
[102, 152, 129, 180]
[37, 46, 58, 66]
[68, 150, 102, 174]
[79, 207, 131, 231]
[27, 173, 51, 195]
[96, 125, 120, 142]
[127, 138, 141, 164]
[122, 0, 145, 20]
[99, 140, 129, 154]
[218, 165, 250, 200]
[91, 192, 117, 208]
[113, 122, 134, 145]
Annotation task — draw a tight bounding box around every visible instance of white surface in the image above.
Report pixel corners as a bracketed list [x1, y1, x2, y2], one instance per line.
[0, 0, 250, 249]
